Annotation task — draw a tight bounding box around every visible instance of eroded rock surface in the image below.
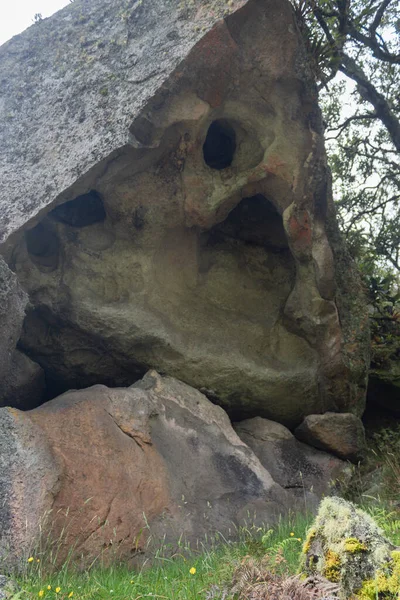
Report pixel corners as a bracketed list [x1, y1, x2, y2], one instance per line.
[295, 413, 366, 463]
[0, 371, 292, 567]
[0, 0, 369, 424]
[234, 417, 351, 509]
[0, 258, 45, 409]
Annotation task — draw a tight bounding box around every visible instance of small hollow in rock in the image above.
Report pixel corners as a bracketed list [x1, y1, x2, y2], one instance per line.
[203, 120, 236, 170]
[49, 190, 106, 227]
[212, 194, 289, 250]
[25, 222, 60, 270]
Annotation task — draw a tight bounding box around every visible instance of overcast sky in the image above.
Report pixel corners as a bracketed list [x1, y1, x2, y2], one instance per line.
[0, 0, 69, 46]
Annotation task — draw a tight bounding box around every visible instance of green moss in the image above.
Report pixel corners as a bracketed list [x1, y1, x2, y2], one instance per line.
[344, 537, 368, 553]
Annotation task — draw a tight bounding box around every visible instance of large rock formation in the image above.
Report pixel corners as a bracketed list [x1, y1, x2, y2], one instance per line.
[0, 0, 369, 424]
[0, 371, 346, 568]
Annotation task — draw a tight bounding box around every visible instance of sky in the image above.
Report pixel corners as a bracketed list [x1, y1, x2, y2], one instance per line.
[0, 0, 69, 46]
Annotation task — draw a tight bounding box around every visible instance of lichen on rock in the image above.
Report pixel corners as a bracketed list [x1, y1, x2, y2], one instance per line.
[302, 497, 400, 599]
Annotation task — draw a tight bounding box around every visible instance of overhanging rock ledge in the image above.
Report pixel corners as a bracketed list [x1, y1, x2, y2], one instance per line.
[0, 0, 369, 425]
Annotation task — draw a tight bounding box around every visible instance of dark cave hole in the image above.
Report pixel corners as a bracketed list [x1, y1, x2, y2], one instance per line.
[49, 190, 106, 227]
[25, 222, 60, 269]
[211, 194, 289, 250]
[203, 120, 236, 170]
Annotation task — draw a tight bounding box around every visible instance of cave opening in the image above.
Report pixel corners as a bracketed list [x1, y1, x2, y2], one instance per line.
[49, 190, 106, 227]
[203, 120, 236, 170]
[210, 194, 289, 251]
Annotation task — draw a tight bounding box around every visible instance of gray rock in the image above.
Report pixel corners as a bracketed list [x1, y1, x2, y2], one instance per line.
[0, 0, 369, 424]
[294, 413, 366, 463]
[0, 371, 293, 568]
[0, 258, 26, 382]
[0, 257, 45, 409]
[234, 417, 351, 511]
[0, 407, 61, 570]
[0, 350, 45, 410]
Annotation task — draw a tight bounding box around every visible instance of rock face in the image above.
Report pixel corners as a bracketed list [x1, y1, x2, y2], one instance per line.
[0, 0, 369, 423]
[0, 407, 60, 570]
[0, 371, 294, 567]
[302, 497, 400, 599]
[295, 413, 366, 463]
[234, 417, 350, 508]
[0, 257, 45, 409]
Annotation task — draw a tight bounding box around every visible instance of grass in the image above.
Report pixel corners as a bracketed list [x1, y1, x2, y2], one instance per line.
[12, 512, 312, 600]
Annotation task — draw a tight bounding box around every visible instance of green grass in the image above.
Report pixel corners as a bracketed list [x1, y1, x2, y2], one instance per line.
[14, 512, 312, 600]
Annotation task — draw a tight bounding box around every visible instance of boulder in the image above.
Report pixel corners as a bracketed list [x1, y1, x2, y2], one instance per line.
[234, 417, 351, 509]
[302, 497, 400, 599]
[0, 0, 369, 425]
[0, 257, 45, 409]
[294, 413, 366, 462]
[0, 371, 293, 568]
[0, 350, 45, 410]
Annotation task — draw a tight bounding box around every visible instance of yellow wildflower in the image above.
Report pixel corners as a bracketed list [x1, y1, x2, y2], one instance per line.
[37, 558, 40, 563]
[130, 580, 134, 584]
[189, 567, 196, 575]
[297, 538, 302, 542]
[38, 591, 44, 598]
[47, 586, 51, 590]
[55, 587, 61, 593]
[28, 557, 34, 563]
[290, 532, 295, 537]
[68, 593, 74, 598]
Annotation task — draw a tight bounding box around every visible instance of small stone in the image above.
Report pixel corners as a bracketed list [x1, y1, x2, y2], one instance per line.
[294, 413, 366, 463]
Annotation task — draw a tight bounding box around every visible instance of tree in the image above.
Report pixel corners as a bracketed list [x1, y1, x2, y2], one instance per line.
[293, 0, 400, 285]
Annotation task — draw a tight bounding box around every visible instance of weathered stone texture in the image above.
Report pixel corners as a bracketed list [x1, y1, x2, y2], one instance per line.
[0, 372, 293, 567]
[295, 413, 366, 463]
[0, 0, 247, 244]
[235, 417, 351, 508]
[0, 407, 60, 569]
[0, 0, 369, 423]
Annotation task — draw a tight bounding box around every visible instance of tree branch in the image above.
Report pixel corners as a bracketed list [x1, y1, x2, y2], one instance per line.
[348, 25, 400, 63]
[339, 54, 400, 152]
[369, 0, 392, 34]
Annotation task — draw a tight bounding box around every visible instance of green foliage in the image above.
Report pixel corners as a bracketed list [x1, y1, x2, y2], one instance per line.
[339, 419, 400, 523]
[13, 513, 312, 599]
[292, 0, 400, 281]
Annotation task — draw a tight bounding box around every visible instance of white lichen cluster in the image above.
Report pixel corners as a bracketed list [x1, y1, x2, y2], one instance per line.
[302, 497, 397, 598]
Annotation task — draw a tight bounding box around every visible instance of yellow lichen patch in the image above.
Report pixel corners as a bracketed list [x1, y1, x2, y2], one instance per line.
[344, 537, 368, 553]
[302, 528, 316, 555]
[323, 549, 341, 583]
